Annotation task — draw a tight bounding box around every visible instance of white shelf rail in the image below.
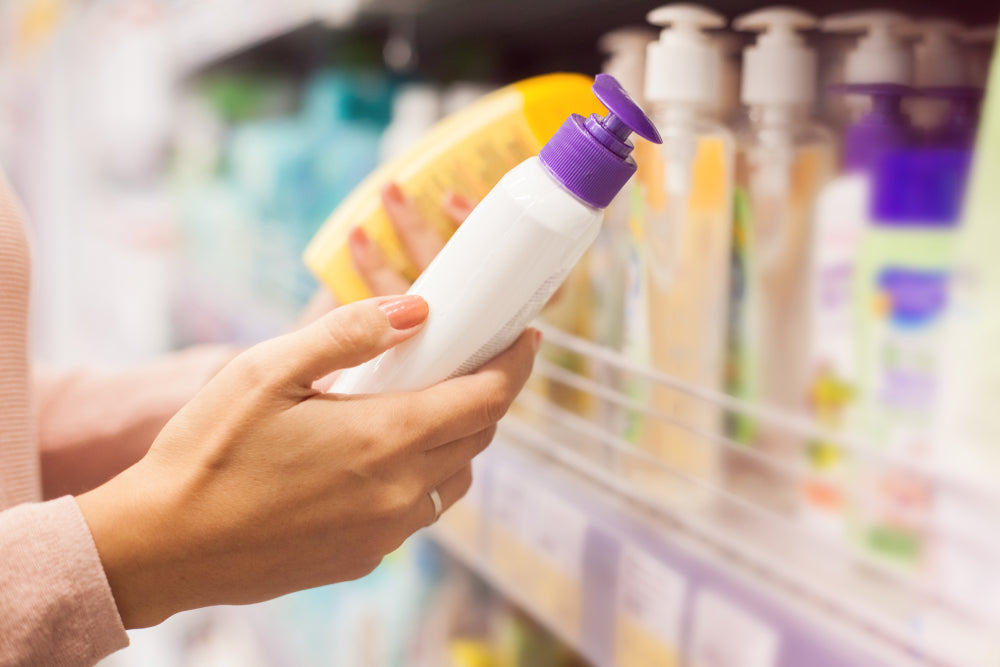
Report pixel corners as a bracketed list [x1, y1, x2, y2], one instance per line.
[432, 323, 1000, 667]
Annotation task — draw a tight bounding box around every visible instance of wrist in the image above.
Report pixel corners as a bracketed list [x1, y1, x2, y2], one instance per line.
[76, 464, 187, 629]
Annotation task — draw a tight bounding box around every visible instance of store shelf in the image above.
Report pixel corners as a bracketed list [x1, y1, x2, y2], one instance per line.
[431, 325, 1000, 667]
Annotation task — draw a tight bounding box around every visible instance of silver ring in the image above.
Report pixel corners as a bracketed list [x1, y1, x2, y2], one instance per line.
[428, 488, 443, 525]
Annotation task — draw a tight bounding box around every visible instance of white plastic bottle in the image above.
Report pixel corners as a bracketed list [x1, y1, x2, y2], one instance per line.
[333, 75, 661, 394]
[591, 26, 656, 355]
[624, 3, 734, 500]
[729, 7, 835, 510]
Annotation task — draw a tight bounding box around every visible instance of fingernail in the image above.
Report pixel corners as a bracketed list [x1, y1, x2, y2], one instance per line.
[348, 226, 370, 249]
[378, 295, 428, 330]
[383, 182, 405, 204]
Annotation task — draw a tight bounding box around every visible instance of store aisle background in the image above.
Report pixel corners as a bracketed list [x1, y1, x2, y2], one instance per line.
[0, 1, 998, 665]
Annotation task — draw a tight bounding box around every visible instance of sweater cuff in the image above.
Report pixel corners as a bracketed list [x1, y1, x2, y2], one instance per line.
[0, 496, 129, 666]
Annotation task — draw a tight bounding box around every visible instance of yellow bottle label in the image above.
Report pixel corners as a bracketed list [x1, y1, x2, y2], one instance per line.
[303, 73, 603, 304]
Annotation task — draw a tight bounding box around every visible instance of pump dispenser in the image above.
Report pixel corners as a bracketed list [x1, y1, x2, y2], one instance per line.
[591, 26, 657, 355]
[728, 7, 835, 508]
[803, 81, 915, 529]
[622, 3, 734, 503]
[333, 75, 661, 394]
[644, 3, 728, 285]
[599, 28, 657, 108]
[908, 19, 971, 130]
[821, 11, 916, 86]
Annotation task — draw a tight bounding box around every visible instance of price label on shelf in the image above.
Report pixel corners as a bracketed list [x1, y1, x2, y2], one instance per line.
[615, 546, 688, 667]
[488, 463, 587, 640]
[689, 590, 780, 667]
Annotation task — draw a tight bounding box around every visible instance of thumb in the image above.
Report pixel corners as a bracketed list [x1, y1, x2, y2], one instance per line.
[253, 295, 428, 388]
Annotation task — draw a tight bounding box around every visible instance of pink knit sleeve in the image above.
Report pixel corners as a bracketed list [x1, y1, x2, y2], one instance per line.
[0, 495, 129, 666]
[35, 344, 238, 499]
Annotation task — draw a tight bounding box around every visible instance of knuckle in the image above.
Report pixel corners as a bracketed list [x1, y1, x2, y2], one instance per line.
[229, 349, 278, 390]
[481, 385, 510, 425]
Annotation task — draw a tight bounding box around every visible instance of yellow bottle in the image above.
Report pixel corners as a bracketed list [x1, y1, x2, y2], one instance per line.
[303, 73, 605, 304]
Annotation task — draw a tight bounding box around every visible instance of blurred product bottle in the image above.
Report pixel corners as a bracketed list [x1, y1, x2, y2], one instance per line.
[852, 145, 972, 567]
[727, 7, 835, 513]
[379, 83, 443, 163]
[442, 82, 495, 116]
[930, 39, 1000, 619]
[568, 27, 659, 434]
[960, 24, 997, 89]
[591, 27, 656, 357]
[800, 11, 917, 536]
[304, 74, 605, 305]
[622, 3, 734, 505]
[909, 19, 969, 130]
[714, 30, 746, 126]
[821, 11, 916, 121]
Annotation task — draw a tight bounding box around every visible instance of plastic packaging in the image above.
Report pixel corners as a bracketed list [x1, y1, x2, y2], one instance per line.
[728, 7, 835, 510]
[584, 27, 658, 428]
[303, 73, 606, 305]
[853, 146, 972, 566]
[333, 75, 661, 394]
[931, 41, 1000, 617]
[803, 83, 914, 533]
[909, 19, 969, 129]
[624, 3, 734, 502]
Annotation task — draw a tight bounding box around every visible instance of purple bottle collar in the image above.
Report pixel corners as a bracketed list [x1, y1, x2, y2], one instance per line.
[539, 73, 661, 209]
[831, 83, 914, 173]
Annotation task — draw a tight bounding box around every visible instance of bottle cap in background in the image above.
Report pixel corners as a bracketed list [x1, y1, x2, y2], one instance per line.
[599, 27, 657, 108]
[644, 4, 725, 106]
[960, 24, 998, 88]
[539, 74, 662, 209]
[910, 19, 968, 87]
[735, 6, 818, 107]
[821, 10, 916, 86]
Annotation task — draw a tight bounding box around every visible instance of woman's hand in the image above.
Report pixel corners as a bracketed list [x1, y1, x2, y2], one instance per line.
[348, 183, 476, 296]
[77, 295, 538, 629]
[297, 184, 476, 328]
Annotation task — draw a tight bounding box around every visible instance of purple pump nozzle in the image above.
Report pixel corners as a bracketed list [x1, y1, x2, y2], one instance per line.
[539, 73, 662, 209]
[830, 83, 914, 172]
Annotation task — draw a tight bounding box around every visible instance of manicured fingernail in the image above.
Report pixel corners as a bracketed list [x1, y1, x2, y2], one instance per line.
[383, 182, 405, 204]
[348, 226, 370, 249]
[378, 295, 428, 330]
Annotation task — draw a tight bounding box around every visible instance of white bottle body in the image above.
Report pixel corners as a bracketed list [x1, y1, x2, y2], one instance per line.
[333, 156, 604, 394]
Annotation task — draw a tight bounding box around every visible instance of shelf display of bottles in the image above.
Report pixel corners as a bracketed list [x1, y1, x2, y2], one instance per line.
[5, 0, 998, 666]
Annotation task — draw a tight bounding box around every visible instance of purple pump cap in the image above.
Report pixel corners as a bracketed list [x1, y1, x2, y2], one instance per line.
[539, 73, 661, 209]
[921, 86, 983, 148]
[831, 83, 914, 173]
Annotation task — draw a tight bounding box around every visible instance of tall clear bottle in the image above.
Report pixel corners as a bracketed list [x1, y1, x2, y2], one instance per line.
[728, 7, 835, 512]
[624, 3, 734, 505]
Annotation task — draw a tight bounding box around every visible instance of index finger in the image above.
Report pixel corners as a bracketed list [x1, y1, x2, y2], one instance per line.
[388, 328, 541, 450]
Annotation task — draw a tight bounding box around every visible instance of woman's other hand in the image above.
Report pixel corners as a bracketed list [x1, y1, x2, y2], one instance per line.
[294, 183, 474, 328]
